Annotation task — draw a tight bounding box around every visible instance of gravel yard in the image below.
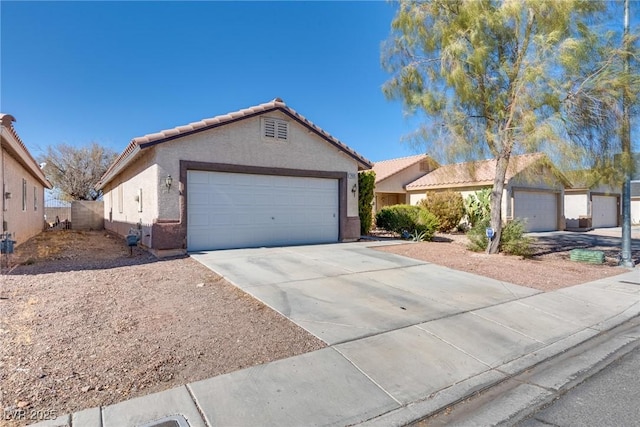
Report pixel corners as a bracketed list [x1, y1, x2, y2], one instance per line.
[0, 231, 325, 426]
[375, 232, 634, 292]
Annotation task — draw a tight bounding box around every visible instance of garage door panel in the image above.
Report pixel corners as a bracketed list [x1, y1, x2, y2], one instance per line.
[514, 191, 558, 232]
[187, 171, 339, 251]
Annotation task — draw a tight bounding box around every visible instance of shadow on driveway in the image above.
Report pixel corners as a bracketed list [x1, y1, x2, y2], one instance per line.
[529, 229, 640, 264]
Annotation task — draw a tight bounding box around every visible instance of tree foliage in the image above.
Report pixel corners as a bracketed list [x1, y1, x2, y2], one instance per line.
[358, 171, 376, 235]
[40, 143, 118, 201]
[382, 0, 634, 253]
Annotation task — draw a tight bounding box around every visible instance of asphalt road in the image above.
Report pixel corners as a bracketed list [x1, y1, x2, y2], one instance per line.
[518, 346, 640, 427]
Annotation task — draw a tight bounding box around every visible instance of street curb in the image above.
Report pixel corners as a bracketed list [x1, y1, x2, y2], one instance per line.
[355, 310, 640, 427]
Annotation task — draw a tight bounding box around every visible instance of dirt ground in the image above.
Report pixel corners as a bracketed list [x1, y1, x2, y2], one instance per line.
[375, 232, 635, 292]
[0, 231, 325, 426]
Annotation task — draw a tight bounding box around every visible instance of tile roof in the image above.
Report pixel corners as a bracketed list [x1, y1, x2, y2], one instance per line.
[97, 98, 372, 189]
[405, 153, 549, 190]
[0, 113, 52, 188]
[372, 154, 430, 183]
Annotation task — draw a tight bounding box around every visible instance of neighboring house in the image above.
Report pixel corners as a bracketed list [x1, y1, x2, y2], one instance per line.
[564, 176, 621, 229]
[405, 153, 569, 232]
[0, 114, 52, 246]
[95, 98, 372, 255]
[371, 154, 438, 212]
[632, 181, 640, 225]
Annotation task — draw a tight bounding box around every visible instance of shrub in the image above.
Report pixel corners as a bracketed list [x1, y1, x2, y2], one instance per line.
[418, 191, 465, 232]
[500, 219, 534, 257]
[358, 171, 376, 235]
[375, 204, 439, 240]
[466, 218, 533, 257]
[467, 217, 490, 252]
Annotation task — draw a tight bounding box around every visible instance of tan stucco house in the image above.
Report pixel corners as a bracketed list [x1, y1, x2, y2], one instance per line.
[632, 182, 640, 225]
[564, 181, 621, 230]
[371, 154, 438, 213]
[1, 114, 52, 246]
[404, 153, 569, 232]
[95, 98, 372, 255]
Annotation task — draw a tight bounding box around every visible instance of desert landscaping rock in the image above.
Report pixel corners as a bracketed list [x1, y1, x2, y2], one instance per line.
[376, 232, 633, 292]
[0, 231, 325, 427]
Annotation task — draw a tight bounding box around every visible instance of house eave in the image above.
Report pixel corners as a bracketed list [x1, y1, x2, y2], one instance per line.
[0, 117, 52, 189]
[95, 145, 142, 190]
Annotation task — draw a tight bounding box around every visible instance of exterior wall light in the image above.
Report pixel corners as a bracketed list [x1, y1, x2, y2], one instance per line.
[4, 192, 11, 199]
[165, 175, 173, 191]
[351, 184, 357, 197]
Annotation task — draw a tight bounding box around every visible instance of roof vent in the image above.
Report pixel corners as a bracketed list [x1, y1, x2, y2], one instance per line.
[262, 117, 288, 142]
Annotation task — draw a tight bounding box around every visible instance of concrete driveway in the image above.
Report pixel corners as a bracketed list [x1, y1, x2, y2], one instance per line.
[190, 241, 539, 345]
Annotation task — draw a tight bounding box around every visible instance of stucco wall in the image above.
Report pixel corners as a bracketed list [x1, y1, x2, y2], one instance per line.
[375, 163, 429, 193]
[154, 112, 359, 220]
[564, 192, 588, 220]
[103, 150, 158, 248]
[632, 198, 640, 224]
[1, 148, 45, 246]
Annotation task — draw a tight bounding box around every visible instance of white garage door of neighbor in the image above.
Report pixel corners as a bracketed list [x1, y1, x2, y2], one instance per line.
[513, 190, 558, 232]
[187, 171, 339, 251]
[592, 195, 618, 228]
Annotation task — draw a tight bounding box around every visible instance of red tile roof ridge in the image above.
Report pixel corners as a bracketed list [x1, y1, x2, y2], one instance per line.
[374, 154, 428, 164]
[97, 98, 371, 189]
[405, 152, 548, 190]
[0, 113, 52, 188]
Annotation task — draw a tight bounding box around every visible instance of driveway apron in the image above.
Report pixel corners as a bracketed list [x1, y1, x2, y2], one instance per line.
[190, 242, 540, 345]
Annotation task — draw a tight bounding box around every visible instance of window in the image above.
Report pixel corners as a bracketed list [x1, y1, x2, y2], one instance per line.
[34, 186, 37, 211]
[22, 179, 27, 211]
[262, 117, 289, 142]
[118, 184, 123, 213]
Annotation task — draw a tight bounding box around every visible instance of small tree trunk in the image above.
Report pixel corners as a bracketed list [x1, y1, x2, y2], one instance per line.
[487, 155, 510, 254]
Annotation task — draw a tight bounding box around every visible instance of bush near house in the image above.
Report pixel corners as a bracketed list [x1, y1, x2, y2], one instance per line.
[375, 204, 439, 240]
[467, 218, 533, 257]
[358, 171, 376, 235]
[418, 191, 465, 232]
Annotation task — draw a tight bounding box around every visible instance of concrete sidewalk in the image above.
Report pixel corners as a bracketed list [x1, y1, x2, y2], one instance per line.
[34, 269, 639, 426]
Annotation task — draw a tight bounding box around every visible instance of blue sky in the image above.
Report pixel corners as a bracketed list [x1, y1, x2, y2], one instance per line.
[1, 1, 637, 165]
[1, 1, 420, 163]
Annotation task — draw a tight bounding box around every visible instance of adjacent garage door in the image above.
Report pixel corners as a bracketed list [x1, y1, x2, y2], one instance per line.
[187, 171, 339, 251]
[513, 190, 558, 232]
[592, 195, 618, 228]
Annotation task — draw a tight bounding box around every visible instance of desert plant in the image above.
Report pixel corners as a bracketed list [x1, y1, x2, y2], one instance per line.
[467, 218, 533, 257]
[466, 217, 490, 252]
[418, 191, 465, 232]
[409, 230, 428, 242]
[500, 219, 534, 257]
[358, 171, 376, 235]
[375, 204, 439, 240]
[463, 189, 491, 227]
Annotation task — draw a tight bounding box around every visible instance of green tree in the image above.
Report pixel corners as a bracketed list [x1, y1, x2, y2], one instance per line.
[40, 142, 118, 201]
[358, 171, 376, 235]
[382, 0, 631, 253]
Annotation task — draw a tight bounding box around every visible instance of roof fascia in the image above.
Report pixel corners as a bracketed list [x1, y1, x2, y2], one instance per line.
[0, 126, 52, 189]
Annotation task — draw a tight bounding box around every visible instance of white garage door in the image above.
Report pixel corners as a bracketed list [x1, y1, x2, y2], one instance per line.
[592, 195, 618, 228]
[513, 190, 558, 232]
[187, 171, 339, 251]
